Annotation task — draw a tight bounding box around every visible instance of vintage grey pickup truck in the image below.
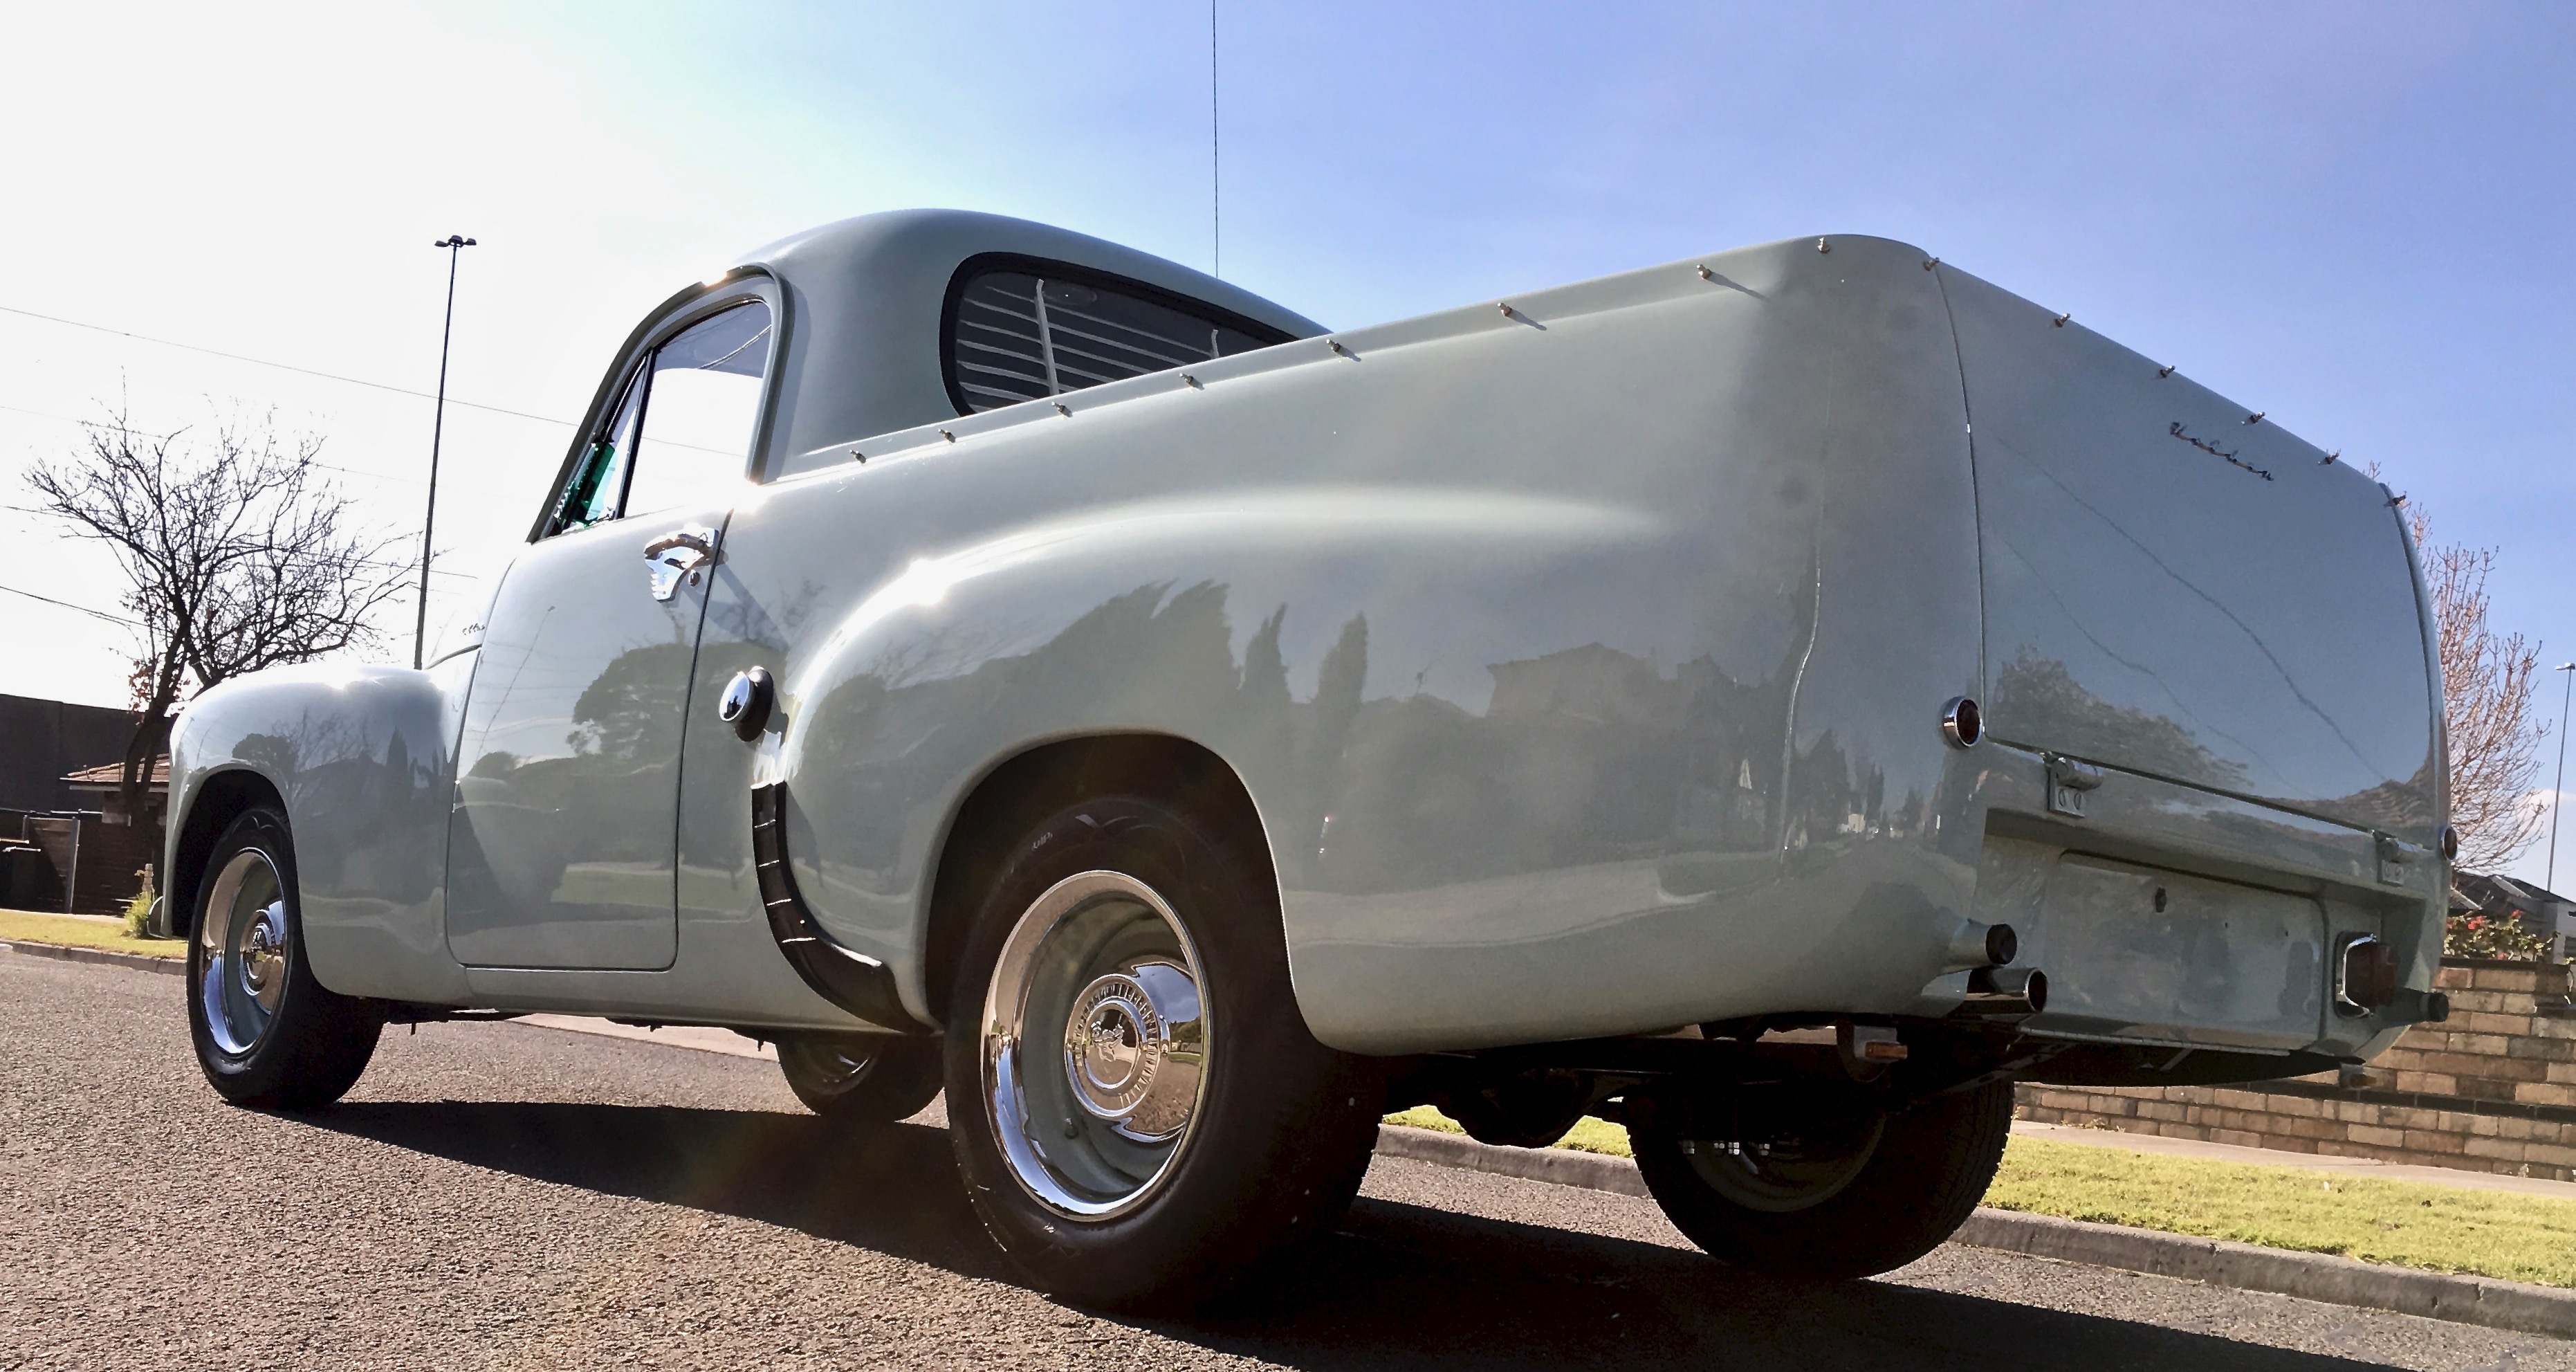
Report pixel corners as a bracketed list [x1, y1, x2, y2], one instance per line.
[162, 209, 2450, 1305]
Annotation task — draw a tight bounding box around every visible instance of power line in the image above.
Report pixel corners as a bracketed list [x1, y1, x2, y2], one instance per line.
[3, 506, 478, 580]
[0, 302, 579, 429]
[0, 401, 425, 486]
[0, 582, 136, 626]
[0, 307, 746, 461]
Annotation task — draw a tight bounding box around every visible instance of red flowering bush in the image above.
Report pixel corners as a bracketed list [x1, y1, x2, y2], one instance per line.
[2445, 909, 2555, 961]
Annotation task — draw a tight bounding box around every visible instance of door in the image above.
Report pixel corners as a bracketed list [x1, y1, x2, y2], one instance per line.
[445, 295, 776, 969]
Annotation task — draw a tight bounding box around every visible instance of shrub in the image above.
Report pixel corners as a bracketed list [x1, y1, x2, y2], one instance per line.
[2445, 908, 2555, 962]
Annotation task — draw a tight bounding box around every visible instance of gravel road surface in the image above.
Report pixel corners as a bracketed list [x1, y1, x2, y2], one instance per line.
[5, 952, 2569, 1371]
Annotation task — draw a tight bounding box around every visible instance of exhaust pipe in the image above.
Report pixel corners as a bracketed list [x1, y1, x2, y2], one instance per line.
[1944, 920, 2018, 972]
[1957, 966, 2048, 1018]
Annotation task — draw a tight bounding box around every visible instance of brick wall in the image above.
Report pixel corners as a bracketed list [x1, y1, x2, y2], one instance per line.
[2015, 960, 2576, 1181]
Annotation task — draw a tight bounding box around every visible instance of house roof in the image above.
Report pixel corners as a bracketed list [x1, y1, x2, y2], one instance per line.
[62, 757, 169, 791]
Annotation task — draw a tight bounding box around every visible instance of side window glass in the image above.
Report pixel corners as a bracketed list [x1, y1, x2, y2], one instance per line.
[625, 301, 773, 518]
[950, 266, 1285, 414]
[553, 375, 644, 533]
[546, 298, 773, 536]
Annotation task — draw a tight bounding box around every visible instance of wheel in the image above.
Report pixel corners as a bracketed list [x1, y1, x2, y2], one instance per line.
[1630, 1080, 2013, 1280]
[187, 806, 383, 1108]
[943, 794, 1382, 1308]
[778, 1032, 944, 1124]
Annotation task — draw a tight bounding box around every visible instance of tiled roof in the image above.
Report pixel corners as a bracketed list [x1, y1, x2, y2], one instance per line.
[62, 757, 169, 789]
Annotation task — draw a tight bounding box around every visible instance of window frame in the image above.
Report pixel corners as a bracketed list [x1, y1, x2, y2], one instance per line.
[528, 270, 786, 543]
[936, 253, 1294, 419]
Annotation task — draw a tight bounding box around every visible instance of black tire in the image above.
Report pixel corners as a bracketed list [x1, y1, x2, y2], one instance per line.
[1631, 1080, 2013, 1280]
[778, 1033, 944, 1124]
[186, 806, 383, 1108]
[942, 794, 1381, 1309]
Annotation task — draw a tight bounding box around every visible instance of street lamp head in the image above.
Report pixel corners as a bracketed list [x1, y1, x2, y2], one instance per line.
[432, 235, 478, 249]
[2559, 663, 2575, 672]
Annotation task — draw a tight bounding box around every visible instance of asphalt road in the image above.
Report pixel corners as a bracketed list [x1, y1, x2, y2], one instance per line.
[5, 953, 2571, 1372]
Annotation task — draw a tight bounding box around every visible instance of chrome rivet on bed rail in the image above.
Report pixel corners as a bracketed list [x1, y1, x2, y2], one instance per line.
[1816, 237, 1830, 253]
[1696, 264, 1713, 280]
[2245, 411, 2265, 425]
[2323, 450, 2339, 465]
[2052, 312, 2070, 327]
[2157, 364, 2176, 378]
[1327, 338, 1348, 356]
[1181, 372, 1199, 387]
[1054, 402, 1071, 416]
[1922, 257, 1939, 271]
[1941, 697, 1983, 749]
[849, 448, 865, 464]
[939, 429, 957, 442]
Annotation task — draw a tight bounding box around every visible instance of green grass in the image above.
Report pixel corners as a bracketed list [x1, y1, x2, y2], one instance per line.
[0, 907, 187, 959]
[1386, 1105, 1634, 1157]
[1988, 1135, 2576, 1289]
[1383, 1106, 2576, 1288]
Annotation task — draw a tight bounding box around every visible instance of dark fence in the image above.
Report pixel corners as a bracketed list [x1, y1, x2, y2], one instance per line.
[0, 810, 156, 915]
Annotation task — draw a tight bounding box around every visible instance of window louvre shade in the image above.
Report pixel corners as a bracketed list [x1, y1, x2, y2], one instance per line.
[950, 268, 1282, 414]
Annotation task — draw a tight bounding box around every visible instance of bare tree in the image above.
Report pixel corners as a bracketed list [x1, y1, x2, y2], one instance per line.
[27, 407, 414, 832]
[2409, 504, 2548, 872]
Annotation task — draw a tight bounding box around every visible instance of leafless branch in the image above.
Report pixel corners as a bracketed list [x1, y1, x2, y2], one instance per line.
[2407, 504, 2548, 872]
[26, 404, 412, 830]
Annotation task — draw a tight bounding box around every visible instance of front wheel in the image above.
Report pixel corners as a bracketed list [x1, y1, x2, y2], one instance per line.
[943, 795, 1381, 1308]
[1630, 1081, 2012, 1280]
[186, 806, 383, 1108]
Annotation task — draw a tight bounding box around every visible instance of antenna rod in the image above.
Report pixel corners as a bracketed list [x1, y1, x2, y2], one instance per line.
[1211, 0, 1220, 278]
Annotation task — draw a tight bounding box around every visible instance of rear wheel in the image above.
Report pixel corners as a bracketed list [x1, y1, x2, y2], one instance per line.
[187, 806, 383, 1108]
[1630, 1081, 2012, 1280]
[778, 1033, 943, 1124]
[943, 794, 1381, 1308]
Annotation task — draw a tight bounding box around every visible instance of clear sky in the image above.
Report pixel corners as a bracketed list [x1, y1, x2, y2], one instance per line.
[6, 2, 2572, 875]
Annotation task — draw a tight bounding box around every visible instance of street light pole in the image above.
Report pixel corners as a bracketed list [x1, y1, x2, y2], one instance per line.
[2551, 662, 2575, 892]
[414, 234, 477, 670]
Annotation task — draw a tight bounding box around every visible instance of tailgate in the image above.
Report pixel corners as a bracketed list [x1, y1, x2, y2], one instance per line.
[1939, 266, 2440, 839]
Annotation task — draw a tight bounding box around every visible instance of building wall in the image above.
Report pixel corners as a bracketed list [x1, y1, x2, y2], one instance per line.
[0, 694, 135, 812]
[2016, 960, 2576, 1180]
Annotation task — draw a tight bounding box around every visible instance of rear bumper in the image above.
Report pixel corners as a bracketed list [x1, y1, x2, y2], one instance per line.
[1935, 743, 2444, 1065]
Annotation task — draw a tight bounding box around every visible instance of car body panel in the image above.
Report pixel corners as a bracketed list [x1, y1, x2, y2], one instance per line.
[160, 211, 2446, 1067]
[168, 657, 475, 1005]
[441, 504, 728, 971]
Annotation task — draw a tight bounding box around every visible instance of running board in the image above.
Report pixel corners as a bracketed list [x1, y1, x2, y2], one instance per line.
[750, 783, 926, 1033]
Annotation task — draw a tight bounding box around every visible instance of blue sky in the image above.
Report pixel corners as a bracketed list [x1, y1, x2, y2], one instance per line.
[4, 1, 2571, 870]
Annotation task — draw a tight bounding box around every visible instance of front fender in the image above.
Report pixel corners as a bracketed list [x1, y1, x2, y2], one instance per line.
[169, 657, 475, 1003]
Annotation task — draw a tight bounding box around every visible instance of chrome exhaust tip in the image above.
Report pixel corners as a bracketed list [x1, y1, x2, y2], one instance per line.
[1958, 966, 2048, 1018]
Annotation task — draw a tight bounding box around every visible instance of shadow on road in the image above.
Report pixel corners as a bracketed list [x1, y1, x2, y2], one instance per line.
[311, 1100, 2395, 1371]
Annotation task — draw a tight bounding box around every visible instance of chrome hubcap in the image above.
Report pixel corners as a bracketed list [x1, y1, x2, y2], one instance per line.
[982, 870, 1208, 1218]
[199, 849, 291, 1057]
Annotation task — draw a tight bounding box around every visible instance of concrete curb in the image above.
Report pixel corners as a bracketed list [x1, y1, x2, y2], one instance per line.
[1371, 1124, 2576, 1341]
[1376, 1122, 1649, 1196]
[0, 940, 183, 977]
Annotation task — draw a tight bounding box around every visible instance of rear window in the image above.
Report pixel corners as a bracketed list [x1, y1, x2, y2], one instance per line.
[945, 261, 1290, 414]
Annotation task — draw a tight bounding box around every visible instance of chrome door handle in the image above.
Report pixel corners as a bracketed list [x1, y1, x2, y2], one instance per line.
[643, 530, 715, 561]
[644, 525, 720, 601]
